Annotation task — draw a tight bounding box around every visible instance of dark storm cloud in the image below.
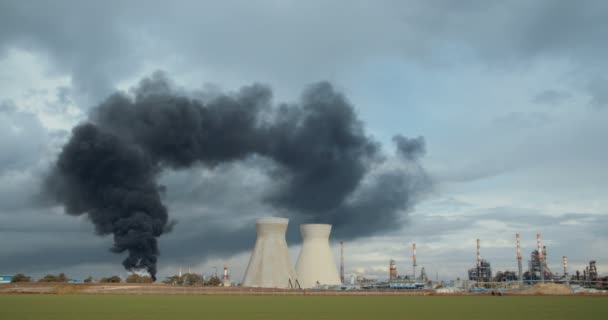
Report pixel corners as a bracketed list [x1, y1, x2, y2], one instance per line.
[0, 234, 119, 275]
[532, 90, 572, 106]
[0, 104, 47, 172]
[0, 99, 17, 113]
[392, 135, 425, 160]
[492, 112, 553, 130]
[44, 72, 431, 277]
[405, 1, 608, 62]
[2, 1, 606, 105]
[588, 76, 608, 108]
[2, 0, 607, 277]
[0, 1, 134, 105]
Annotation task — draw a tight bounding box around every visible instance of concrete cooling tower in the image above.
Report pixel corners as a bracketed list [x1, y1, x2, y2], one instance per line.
[242, 217, 299, 288]
[295, 224, 341, 288]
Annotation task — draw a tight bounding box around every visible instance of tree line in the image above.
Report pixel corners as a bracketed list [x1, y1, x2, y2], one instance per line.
[8, 273, 224, 286]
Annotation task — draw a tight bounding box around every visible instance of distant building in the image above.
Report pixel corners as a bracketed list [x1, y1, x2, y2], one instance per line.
[0, 275, 13, 283]
[68, 279, 85, 284]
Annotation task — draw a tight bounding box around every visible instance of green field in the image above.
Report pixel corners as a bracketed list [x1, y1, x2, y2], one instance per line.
[0, 295, 606, 320]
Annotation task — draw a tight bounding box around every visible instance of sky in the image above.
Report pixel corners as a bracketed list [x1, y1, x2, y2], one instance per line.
[0, 0, 607, 281]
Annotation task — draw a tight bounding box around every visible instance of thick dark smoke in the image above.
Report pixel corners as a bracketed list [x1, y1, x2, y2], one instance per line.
[45, 72, 431, 278]
[45, 124, 170, 279]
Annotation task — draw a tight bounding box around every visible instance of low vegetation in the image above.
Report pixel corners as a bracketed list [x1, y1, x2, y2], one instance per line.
[126, 274, 154, 283]
[0, 295, 606, 320]
[10, 274, 31, 283]
[99, 276, 122, 283]
[37, 273, 68, 283]
[162, 274, 221, 286]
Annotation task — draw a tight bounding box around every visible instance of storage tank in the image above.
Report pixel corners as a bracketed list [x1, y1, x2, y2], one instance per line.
[242, 217, 298, 288]
[295, 224, 341, 288]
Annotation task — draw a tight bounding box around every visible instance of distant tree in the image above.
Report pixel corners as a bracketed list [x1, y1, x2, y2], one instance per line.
[183, 273, 204, 286]
[205, 276, 221, 286]
[99, 276, 121, 283]
[162, 275, 183, 285]
[57, 273, 67, 282]
[126, 274, 154, 283]
[38, 274, 58, 282]
[126, 274, 140, 283]
[84, 276, 93, 283]
[11, 273, 31, 283]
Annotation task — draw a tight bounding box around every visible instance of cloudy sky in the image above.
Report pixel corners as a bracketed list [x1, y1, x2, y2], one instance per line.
[1, 0, 607, 281]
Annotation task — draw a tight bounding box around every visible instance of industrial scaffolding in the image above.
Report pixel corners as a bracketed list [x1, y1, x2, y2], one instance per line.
[468, 259, 493, 282]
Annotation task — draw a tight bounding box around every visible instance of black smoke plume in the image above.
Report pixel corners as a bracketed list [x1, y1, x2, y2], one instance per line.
[45, 72, 431, 278]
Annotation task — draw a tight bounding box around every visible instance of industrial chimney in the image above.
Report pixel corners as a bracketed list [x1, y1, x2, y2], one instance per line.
[476, 239, 481, 268]
[516, 233, 523, 283]
[295, 224, 341, 288]
[340, 241, 345, 284]
[242, 217, 299, 288]
[389, 260, 397, 281]
[223, 264, 231, 287]
[537, 233, 544, 283]
[412, 243, 417, 281]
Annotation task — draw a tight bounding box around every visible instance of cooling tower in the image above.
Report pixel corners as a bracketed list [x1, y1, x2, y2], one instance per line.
[241, 217, 299, 288]
[295, 224, 341, 288]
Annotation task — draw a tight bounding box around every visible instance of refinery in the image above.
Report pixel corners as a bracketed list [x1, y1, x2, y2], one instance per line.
[2, 216, 605, 296]
[185, 217, 607, 294]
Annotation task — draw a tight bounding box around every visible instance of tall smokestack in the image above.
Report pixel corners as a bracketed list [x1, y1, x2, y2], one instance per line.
[412, 243, 417, 281]
[476, 239, 481, 267]
[389, 260, 397, 281]
[340, 241, 344, 284]
[516, 233, 523, 283]
[179, 265, 182, 278]
[223, 264, 231, 287]
[537, 233, 544, 283]
[563, 256, 567, 276]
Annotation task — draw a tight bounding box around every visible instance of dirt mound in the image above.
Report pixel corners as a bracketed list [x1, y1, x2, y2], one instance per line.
[524, 283, 572, 295]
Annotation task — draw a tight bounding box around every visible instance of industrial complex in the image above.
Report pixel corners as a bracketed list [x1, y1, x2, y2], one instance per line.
[235, 217, 606, 293]
[1, 217, 606, 295]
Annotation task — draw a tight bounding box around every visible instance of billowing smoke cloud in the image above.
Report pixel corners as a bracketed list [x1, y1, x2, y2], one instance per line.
[45, 124, 171, 279]
[45, 71, 431, 278]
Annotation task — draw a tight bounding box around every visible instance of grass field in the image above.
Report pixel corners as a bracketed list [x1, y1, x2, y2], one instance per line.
[0, 295, 607, 320]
